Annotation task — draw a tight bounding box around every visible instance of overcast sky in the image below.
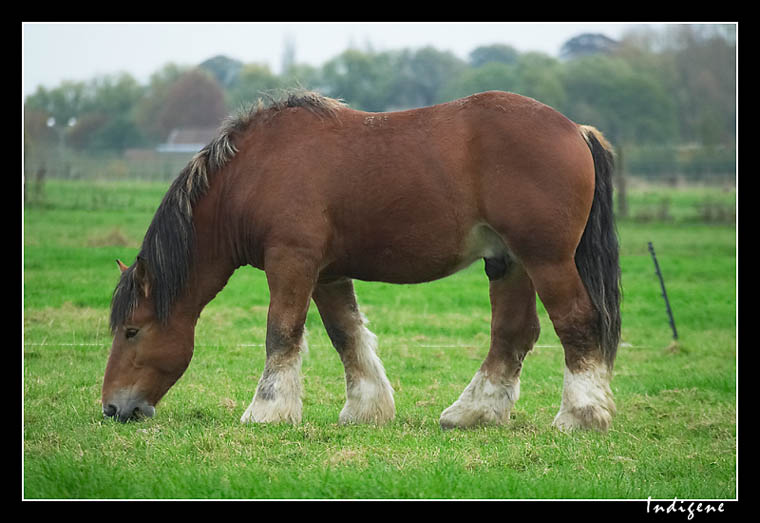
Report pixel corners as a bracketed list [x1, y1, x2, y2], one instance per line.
[23, 22, 664, 96]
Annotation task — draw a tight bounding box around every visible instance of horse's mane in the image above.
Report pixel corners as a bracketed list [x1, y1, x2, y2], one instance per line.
[110, 89, 345, 331]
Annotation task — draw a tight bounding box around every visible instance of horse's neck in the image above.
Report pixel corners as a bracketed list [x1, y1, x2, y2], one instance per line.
[183, 191, 241, 318]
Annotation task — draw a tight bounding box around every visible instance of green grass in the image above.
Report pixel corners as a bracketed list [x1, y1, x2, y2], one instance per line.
[23, 180, 736, 499]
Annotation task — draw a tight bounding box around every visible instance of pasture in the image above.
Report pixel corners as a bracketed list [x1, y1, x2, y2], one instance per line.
[23, 179, 736, 500]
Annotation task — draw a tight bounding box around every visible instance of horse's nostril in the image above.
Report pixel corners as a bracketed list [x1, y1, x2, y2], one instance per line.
[102, 395, 155, 422]
[103, 404, 117, 417]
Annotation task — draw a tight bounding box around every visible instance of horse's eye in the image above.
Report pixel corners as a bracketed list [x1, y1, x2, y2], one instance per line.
[125, 328, 139, 339]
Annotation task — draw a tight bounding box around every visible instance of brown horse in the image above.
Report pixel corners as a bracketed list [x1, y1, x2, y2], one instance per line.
[102, 89, 620, 431]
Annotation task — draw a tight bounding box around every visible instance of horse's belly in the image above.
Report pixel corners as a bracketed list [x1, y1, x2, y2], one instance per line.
[331, 223, 509, 284]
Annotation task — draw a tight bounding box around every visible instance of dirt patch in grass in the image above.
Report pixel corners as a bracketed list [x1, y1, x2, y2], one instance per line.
[87, 228, 134, 247]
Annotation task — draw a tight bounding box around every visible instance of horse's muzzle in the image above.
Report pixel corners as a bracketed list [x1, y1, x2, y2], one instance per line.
[102, 397, 156, 423]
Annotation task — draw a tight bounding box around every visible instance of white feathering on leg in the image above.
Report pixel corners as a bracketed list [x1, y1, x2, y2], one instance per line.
[240, 336, 307, 424]
[339, 315, 395, 425]
[439, 370, 519, 429]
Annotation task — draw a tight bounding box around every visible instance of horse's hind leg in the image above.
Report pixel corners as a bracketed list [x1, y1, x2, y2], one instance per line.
[240, 248, 316, 424]
[527, 261, 615, 432]
[440, 258, 540, 429]
[313, 278, 395, 424]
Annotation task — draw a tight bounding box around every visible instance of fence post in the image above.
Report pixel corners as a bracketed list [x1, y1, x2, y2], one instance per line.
[616, 145, 628, 219]
[648, 241, 678, 341]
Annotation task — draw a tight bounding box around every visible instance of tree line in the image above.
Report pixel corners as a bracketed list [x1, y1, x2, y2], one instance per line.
[24, 24, 735, 158]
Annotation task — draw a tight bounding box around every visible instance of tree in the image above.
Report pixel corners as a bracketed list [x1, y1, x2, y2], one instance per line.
[439, 62, 517, 103]
[403, 47, 467, 107]
[514, 52, 566, 110]
[156, 69, 227, 138]
[616, 24, 736, 146]
[23, 106, 58, 145]
[560, 33, 618, 60]
[380, 47, 468, 109]
[25, 73, 145, 152]
[562, 55, 677, 145]
[76, 73, 145, 151]
[65, 112, 109, 150]
[320, 49, 395, 111]
[469, 44, 519, 68]
[134, 63, 188, 143]
[226, 63, 284, 109]
[24, 81, 88, 131]
[665, 25, 736, 145]
[280, 63, 321, 92]
[199, 55, 243, 89]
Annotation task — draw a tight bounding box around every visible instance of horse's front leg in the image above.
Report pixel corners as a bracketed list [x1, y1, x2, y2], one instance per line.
[241, 248, 317, 424]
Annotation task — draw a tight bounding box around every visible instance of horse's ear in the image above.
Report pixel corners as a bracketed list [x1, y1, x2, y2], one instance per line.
[133, 256, 152, 298]
[116, 259, 129, 273]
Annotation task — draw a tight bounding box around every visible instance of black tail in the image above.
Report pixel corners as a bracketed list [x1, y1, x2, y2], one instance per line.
[576, 126, 622, 369]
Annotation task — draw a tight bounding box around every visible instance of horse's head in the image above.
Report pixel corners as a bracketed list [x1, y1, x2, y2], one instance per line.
[101, 258, 195, 422]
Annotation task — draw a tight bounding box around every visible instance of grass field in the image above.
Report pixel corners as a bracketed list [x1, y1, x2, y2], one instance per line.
[22, 179, 737, 500]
